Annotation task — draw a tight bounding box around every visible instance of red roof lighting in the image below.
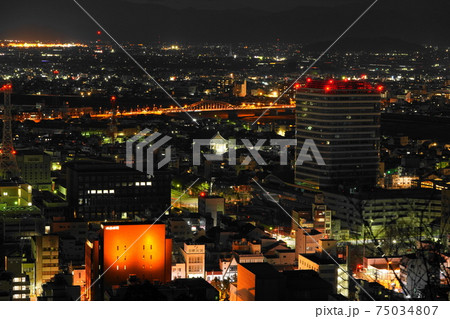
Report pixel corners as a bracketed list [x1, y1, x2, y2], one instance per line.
[306, 78, 312, 83]
[300, 79, 381, 93]
[0, 84, 12, 91]
[294, 83, 301, 89]
[200, 192, 207, 197]
[97, 30, 102, 35]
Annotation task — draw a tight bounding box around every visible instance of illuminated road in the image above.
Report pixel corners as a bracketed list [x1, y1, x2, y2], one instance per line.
[171, 189, 198, 211]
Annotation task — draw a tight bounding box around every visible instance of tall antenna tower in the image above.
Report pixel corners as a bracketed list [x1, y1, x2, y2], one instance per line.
[108, 95, 118, 144]
[0, 83, 20, 180]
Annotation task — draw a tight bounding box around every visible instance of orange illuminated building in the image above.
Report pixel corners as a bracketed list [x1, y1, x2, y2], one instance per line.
[85, 222, 172, 300]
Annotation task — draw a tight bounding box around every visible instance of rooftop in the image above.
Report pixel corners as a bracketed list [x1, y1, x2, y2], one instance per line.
[324, 187, 441, 201]
[298, 79, 384, 94]
[239, 263, 282, 278]
[65, 160, 141, 174]
[300, 253, 345, 265]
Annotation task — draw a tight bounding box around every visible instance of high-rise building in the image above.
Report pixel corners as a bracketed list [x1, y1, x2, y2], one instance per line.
[32, 235, 60, 296]
[85, 222, 172, 301]
[60, 160, 171, 220]
[16, 150, 52, 191]
[295, 79, 382, 190]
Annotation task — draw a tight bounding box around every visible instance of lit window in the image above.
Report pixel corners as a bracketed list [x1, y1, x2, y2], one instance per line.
[116, 265, 119, 270]
[146, 182, 152, 186]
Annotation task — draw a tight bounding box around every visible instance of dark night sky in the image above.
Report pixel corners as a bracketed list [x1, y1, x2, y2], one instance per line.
[124, 0, 359, 10]
[0, 0, 448, 45]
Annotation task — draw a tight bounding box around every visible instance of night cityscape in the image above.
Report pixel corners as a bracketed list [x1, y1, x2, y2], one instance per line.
[0, 0, 449, 313]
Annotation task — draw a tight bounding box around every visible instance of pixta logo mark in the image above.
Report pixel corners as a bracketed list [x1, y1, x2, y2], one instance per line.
[126, 129, 172, 177]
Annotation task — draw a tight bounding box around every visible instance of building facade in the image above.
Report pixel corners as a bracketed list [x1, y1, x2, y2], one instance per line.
[62, 160, 170, 220]
[16, 150, 51, 190]
[181, 243, 206, 278]
[32, 235, 60, 296]
[85, 222, 172, 301]
[295, 79, 381, 190]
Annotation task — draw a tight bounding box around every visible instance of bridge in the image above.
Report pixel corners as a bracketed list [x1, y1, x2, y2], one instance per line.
[159, 100, 294, 113]
[17, 100, 295, 122]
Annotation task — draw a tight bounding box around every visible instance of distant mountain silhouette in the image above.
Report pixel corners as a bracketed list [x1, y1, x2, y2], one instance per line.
[303, 37, 424, 53]
[1, 0, 448, 46]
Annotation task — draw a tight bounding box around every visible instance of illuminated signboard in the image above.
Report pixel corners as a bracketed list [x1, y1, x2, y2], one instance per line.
[105, 226, 119, 231]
